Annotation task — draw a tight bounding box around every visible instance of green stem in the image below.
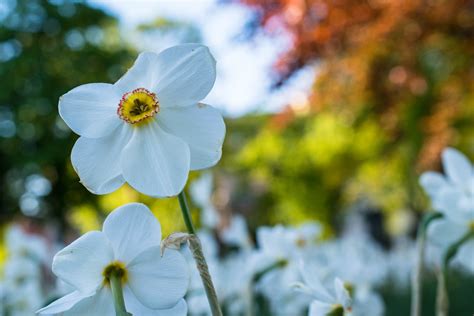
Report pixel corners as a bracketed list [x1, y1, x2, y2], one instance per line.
[442, 229, 474, 270]
[252, 259, 288, 283]
[177, 191, 222, 316]
[436, 229, 474, 316]
[436, 268, 449, 316]
[110, 273, 132, 316]
[178, 191, 196, 234]
[411, 212, 443, 316]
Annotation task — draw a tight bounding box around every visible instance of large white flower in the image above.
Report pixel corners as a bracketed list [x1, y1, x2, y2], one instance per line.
[61, 44, 226, 198]
[37, 203, 189, 315]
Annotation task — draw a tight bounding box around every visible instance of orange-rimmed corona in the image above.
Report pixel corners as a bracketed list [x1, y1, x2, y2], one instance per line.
[117, 88, 159, 125]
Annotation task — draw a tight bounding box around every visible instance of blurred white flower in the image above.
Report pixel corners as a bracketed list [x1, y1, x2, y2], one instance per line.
[321, 231, 388, 289]
[294, 271, 352, 316]
[351, 285, 384, 316]
[420, 147, 473, 221]
[61, 44, 225, 198]
[4, 281, 43, 316]
[38, 203, 189, 315]
[190, 172, 220, 229]
[6, 225, 49, 263]
[253, 223, 322, 315]
[420, 147, 474, 271]
[4, 256, 41, 283]
[220, 215, 252, 250]
[295, 263, 385, 316]
[1, 226, 50, 315]
[255, 223, 321, 264]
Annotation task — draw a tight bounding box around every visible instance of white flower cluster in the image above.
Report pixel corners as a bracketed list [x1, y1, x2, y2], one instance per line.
[184, 174, 424, 316]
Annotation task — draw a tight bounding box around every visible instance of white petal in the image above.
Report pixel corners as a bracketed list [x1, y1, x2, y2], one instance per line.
[121, 120, 190, 197]
[153, 44, 216, 107]
[456, 240, 474, 272]
[419, 171, 448, 197]
[309, 301, 334, 316]
[37, 290, 96, 315]
[334, 277, 351, 309]
[114, 52, 160, 93]
[442, 147, 473, 187]
[299, 263, 334, 303]
[71, 124, 132, 195]
[64, 287, 114, 316]
[158, 104, 225, 170]
[436, 187, 472, 224]
[103, 203, 162, 264]
[127, 247, 189, 310]
[59, 83, 122, 138]
[125, 286, 188, 316]
[427, 218, 468, 248]
[53, 231, 113, 293]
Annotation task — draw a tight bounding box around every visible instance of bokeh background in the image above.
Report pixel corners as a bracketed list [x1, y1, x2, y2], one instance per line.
[0, 0, 473, 315]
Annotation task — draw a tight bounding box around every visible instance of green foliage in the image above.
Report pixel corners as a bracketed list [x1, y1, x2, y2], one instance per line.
[0, 0, 133, 225]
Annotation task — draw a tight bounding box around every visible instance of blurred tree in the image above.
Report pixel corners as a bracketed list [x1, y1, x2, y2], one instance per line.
[0, 0, 133, 228]
[230, 0, 474, 232]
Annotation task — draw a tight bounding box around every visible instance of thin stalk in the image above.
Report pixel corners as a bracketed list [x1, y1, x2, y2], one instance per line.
[177, 191, 222, 316]
[436, 267, 448, 316]
[110, 273, 132, 316]
[178, 191, 196, 234]
[411, 212, 442, 316]
[436, 229, 474, 316]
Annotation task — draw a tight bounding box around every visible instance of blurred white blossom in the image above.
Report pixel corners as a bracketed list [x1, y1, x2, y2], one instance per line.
[420, 147, 474, 272]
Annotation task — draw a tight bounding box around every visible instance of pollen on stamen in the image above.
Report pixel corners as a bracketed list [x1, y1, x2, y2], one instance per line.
[117, 87, 159, 125]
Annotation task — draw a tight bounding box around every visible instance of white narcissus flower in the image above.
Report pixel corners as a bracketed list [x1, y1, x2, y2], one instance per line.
[295, 273, 352, 316]
[61, 44, 226, 198]
[419, 147, 474, 271]
[420, 147, 474, 221]
[253, 224, 322, 315]
[37, 203, 189, 315]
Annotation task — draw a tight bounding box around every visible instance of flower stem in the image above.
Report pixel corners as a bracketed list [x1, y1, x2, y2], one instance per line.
[177, 191, 222, 316]
[110, 273, 132, 316]
[178, 191, 196, 234]
[436, 229, 474, 316]
[436, 267, 449, 316]
[411, 212, 442, 316]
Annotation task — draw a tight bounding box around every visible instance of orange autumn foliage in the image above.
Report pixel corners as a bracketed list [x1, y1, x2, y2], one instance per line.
[239, 0, 474, 171]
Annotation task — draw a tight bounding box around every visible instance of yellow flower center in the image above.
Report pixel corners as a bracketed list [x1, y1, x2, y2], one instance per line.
[469, 221, 474, 231]
[295, 237, 306, 248]
[102, 261, 128, 286]
[327, 304, 344, 316]
[118, 88, 159, 125]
